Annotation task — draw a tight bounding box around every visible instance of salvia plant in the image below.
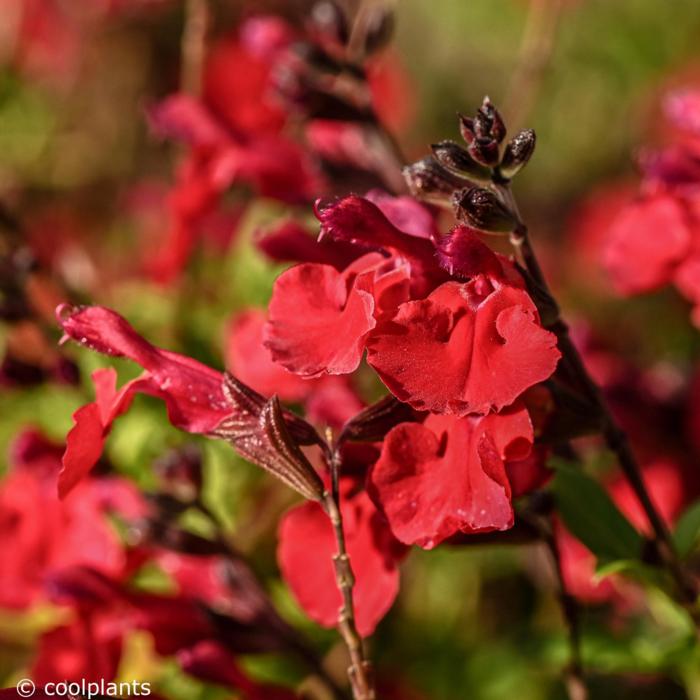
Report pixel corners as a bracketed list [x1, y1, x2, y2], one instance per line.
[2, 1, 700, 700]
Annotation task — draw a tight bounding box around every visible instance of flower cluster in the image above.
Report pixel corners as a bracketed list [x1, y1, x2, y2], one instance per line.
[53, 99, 562, 638]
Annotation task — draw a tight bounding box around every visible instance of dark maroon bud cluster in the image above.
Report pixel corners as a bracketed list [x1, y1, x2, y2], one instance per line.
[452, 187, 517, 233]
[406, 97, 537, 231]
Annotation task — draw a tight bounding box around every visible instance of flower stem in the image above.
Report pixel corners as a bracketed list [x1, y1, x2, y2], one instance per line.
[501, 186, 698, 612]
[323, 450, 376, 700]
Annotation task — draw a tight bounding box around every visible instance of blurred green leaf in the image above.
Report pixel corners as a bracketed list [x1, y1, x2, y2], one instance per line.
[550, 460, 643, 562]
[673, 500, 700, 559]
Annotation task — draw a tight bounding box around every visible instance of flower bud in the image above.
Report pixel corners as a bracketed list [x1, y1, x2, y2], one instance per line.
[458, 114, 476, 144]
[309, 1, 350, 46]
[452, 187, 517, 233]
[431, 140, 491, 181]
[475, 97, 507, 143]
[499, 129, 536, 179]
[403, 156, 467, 201]
[467, 137, 500, 167]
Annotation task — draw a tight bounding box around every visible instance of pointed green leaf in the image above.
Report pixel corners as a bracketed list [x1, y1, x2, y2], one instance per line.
[551, 462, 643, 562]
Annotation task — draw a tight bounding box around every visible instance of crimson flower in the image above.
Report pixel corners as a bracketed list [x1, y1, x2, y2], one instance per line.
[266, 193, 560, 416]
[368, 404, 534, 548]
[277, 479, 406, 636]
[0, 430, 139, 609]
[602, 87, 700, 326]
[56, 304, 234, 496]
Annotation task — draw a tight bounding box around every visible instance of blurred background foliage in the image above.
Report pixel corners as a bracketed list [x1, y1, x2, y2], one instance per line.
[2, 1, 700, 699]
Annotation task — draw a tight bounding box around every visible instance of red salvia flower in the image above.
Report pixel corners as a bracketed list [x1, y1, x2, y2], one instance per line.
[265, 252, 410, 377]
[277, 479, 406, 636]
[368, 404, 533, 548]
[0, 430, 135, 609]
[604, 193, 692, 294]
[57, 304, 231, 496]
[367, 278, 560, 416]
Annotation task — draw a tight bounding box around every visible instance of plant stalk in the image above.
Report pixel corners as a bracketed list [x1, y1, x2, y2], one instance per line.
[500, 184, 698, 611]
[323, 450, 376, 700]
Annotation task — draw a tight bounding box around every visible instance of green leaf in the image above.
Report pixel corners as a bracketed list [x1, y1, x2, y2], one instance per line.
[550, 461, 643, 562]
[673, 500, 700, 558]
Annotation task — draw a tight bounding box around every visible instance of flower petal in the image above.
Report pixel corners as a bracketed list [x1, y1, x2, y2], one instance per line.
[368, 405, 532, 548]
[367, 280, 560, 415]
[604, 194, 692, 294]
[264, 253, 408, 377]
[277, 483, 404, 637]
[58, 304, 230, 432]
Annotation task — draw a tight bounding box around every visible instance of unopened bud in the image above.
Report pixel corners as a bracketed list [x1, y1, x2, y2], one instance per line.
[499, 129, 536, 179]
[310, 1, 350, 46]
[475, 97, 507, 143]
[467, 137, 500, 167]
[452, 187, 517, 233]
[431, 140, 491, 181]
[403, 156, 466, 201]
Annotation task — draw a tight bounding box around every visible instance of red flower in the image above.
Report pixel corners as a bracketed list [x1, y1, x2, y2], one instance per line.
[265, 252, 410, 377]
[0, 430, 133, 609]
[144, 16, 320, 283]
[277, 480, 405, 636]
[57, 304, 231, 496]
[604, 193, 692, 294]
[367, 279, 560, 416]
[225, 309, 315, 402]
[368, 404, 533, 548]
[266, 193, 558, 413]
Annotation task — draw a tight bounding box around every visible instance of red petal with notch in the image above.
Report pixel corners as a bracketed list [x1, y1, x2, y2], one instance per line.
[277, 483, 404, 637]
[264, 253, 409, 377]
[366, 279, 560, 416]
[60, 369, 150, 498]
[368, 405, 533, 548]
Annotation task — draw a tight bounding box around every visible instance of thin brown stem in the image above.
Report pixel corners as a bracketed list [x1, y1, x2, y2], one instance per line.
[499, 183, 698, 613]
[181, 0, 209, 95]
[323, 450, 376, 700]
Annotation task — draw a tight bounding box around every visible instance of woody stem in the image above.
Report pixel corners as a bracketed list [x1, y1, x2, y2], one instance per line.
[323, 450, 376, 700]
[500, 184, 698, 611]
